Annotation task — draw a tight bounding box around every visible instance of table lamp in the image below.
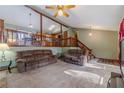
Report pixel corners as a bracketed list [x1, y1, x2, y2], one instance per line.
[0, 43, 9, 61]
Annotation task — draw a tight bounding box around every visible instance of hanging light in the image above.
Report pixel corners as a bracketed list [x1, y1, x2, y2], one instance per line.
[89, 32, 92, 36]
[29, 13, 33, 28]
[58, 9, 63, 16]
[89, 26, 92, 36]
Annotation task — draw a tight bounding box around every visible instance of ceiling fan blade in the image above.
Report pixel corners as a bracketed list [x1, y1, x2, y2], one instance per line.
[63, 11, 69, 17]
[54, 11, 58, 17]
[63, 5, 76, 10]
[45, 6, 56, 9]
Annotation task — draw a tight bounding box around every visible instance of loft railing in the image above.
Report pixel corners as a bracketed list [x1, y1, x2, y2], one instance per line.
[3, 29, 78, 47]
[61, 37, 78, 47]
[68, 37, 91, 51]
[68, 37, 95, 59]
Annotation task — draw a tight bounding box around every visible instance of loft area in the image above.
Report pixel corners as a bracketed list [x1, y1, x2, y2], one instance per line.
[0, 6, 78, 47]
[3, 28, 77, 47]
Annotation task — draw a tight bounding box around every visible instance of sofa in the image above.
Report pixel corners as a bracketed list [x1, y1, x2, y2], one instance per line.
[63, 49, 88, 66]
[16, 50, 57, 73]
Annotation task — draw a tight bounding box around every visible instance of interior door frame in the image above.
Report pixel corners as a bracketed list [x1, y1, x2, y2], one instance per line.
[119, 19, 124, 82]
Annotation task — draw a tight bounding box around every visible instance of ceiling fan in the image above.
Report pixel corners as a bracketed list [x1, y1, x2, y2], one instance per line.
[45, 5, 76, 17]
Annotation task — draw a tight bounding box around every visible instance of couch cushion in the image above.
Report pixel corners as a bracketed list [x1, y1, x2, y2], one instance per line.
[17, 51, 33, 58]
[33, 50, 44, 55]
[22, 53, 32, 57]
[16, 59, 26, 63]
[35, 55, 50, 61]
[26, 56, 34, 62]
[71, 57, 80, 62]
[44, 50, 52, 55]
[68, 49, 85, 55]
[64, 54, 73, 59]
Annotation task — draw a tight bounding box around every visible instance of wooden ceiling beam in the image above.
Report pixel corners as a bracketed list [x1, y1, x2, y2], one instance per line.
[25, 5, 69, 28]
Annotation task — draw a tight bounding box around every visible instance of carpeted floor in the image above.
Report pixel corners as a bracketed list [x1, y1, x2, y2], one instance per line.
[1, 59, 121, 88]
[0, 71, 7, 88]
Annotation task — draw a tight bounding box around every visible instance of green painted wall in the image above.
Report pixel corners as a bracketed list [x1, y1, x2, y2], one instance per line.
[77, 29, 118, 59]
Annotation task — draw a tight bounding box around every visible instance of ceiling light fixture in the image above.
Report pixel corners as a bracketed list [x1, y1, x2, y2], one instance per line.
[89, 33, 92, 36]
[58, 9, 63, 16]
[45, 5, 75, 17]
[29, 13, 33, 28]
[89, 26, 92, 36]
[48, 25, 55, 31]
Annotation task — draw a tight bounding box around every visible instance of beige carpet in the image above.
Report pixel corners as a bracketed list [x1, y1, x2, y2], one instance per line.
[2, 59, 121, 88]
[0, 71, 7, 88]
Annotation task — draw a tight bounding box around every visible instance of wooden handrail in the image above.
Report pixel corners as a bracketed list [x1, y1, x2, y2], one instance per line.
[34, 35, 60, 39]
[6, 29, 30, 34]
[61, 37, 92, 51]
[69, 37, 92, 51]
[61, 37, 71, 40]
[77, 39, 91, 51]
[4, 28, 93, 53]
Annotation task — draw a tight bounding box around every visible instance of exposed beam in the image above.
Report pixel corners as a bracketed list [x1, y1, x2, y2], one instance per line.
[25, 5, 69, 28]
[40, 14, 42, 45]
[0, 19, 4, 43]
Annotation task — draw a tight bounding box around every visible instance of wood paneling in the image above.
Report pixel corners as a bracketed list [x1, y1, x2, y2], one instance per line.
[63, 31, 68, 46]
[0, 19, 4, 43]
[40, 14, 42, 44]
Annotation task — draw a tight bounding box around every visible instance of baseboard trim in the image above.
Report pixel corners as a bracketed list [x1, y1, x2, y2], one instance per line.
[0, 66, 16, 71]
[96, 57, 119, 66]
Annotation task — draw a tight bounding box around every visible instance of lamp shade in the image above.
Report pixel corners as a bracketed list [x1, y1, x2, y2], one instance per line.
[0, 43, 9, 50]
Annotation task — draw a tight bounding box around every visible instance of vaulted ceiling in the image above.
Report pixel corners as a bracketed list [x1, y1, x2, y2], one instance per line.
[0, 5, 40, 31]
[0, 5, 123, 32]
[38, 5, 124, 31]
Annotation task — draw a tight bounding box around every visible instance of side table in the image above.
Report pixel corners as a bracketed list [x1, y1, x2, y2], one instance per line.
[0, 60, 13, 73]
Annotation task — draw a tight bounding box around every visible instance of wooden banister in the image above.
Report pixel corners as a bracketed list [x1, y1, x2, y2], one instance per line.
[70, 37, 91, 51]
[64, 37, 96, 59]
[77, 40, 91, 51]
[61, 37, 71, 40]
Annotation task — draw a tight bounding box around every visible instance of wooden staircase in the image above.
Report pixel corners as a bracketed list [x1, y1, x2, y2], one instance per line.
[68, 37, 95, 60]
[70, 37, 118, 65]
